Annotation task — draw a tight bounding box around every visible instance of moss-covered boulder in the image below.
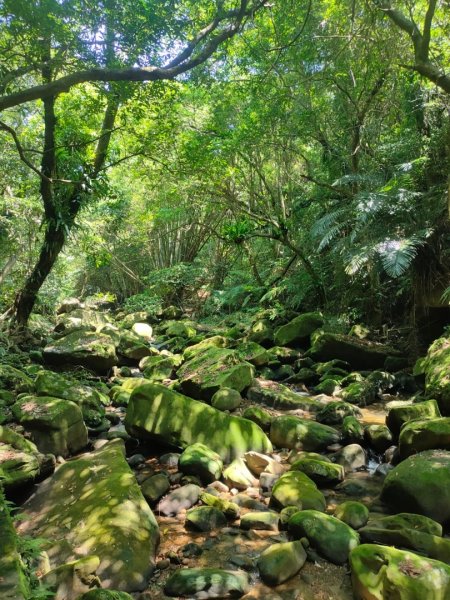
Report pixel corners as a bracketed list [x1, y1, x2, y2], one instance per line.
[124, 383, 272, 462]
[241, 406, 272, 431]
[309, 333, 402, 370]
[141, 473, 170, 504]
[274, 312, 324, 348]
[340, 380, 377, 406]
[350, 544, 450, 600]
[179, 443, 223, 484]
[165, 320, 197, 339]
[248, 378, 320, 411]
[177, 347, 254, 400]
[18, 440, 159, 592]
[200, 492, 240, 520]
[141, 355, 176, 381]
[34, 370, 107, 427]
[316, 401, 361, 425]
[290, 457, 345, 487]
[334, 501, 369, 530]
[12, 395, 88, 457]
[399, 417, 450, 458]
[117, 330, 151, 360]
[211, 387, 242, 412]
[109, 377, 152, 407]
[164, 568, 249, 598]
[182, 336, 227, 361]
[270, 415, 340, 451]
[0, 365, 32, 392]
[421, 335, 450, 415]
[185, 506, 227, 532]
[223, 457, 258, 490]
[381, 450, 450, 525]
[77, 591, 133, 600]
[257, 540, 306, 586]
[247, 319, 274, 346]
[0, 489, 30, 599]
[0, 435, 41, 491]
[364, 424, 393, 453]
[43, 331, 118, 373]
[289, 510, 359, 564]
[271, 471, 326, 511]
[386, 399, 441, 437]
[342, 416, 365, 443]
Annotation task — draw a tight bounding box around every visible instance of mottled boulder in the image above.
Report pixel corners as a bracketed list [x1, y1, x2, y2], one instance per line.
[386, 399, 441, 437]
[399, 417, 450, 458]
[125, 383, 272, 462]
[179, 443, 223, 484]
[177, 347, 254, 400]
[271, 471, 326, 511]
[334, 501, 369, 530]
[274, 312, 324, 347]
[289, 510, 359, 564]
[257, 541, 306, 585]
[18, 440, 159, 592]
[182, 336, 228, 361]
[185, 506, 227, 532]
[157, 484, 201, 516]
[164, 568, 249, 599]
[44, 331, 118, 372]
[309, 332, 402, 370]
[316, 401, 361, 425]
[350, 544, 450, 600]
[270, 415, 340, 451]
[421, 335, 450, 414]
[381, 450, 450, 525]
[290, 457, 344, 487]
[11, 395, 88, 457]
[0, 489, 30, 599]
[248, 378, 320, 411]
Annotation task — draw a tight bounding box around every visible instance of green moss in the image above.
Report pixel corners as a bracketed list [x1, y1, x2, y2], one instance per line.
[386, 399, 441, 437]
[270, 415, 340, 451]
[422, 336, 450, 415]
[274, 312, 324, 347]
[290, 458, 344, 487]
[271, 471, 326, 511]
[399, 417, 450, 458]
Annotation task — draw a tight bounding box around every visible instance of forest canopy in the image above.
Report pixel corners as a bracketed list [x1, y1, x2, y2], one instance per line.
[0, 0, 448, 339]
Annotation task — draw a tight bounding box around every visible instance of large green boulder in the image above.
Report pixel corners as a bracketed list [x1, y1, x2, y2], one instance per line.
[182, 336, 227, 361]
[339, 380, 377, 406]
[43, 331, 118, 373]
[334, 501, 369, 530]
[274, 312, 324, 347]
[109, 377, 152, 407]
[381, 450, 450, 524]
[289, 510, 359, 564]
[257, 540, 307, 586]
[247, 319, 274, 346]
[421, 335, 450, 414]
[165, 320, 197, 339]
[18, 440, 159, 592]
[386, 399, 441, 437]
[177, 347, 254, 400]
[247, 379, 320, 411]
[141, 355, 176, 381]
[316, 401, 361, 425]
[0, 489, 30, 599]
[270, 415, 340, 451]
[185, 506, 227, 532]
[12, 395, 88, 457]
[0, 365, 32, 392]
[34, 370, 107, 426]
[164, 568, 249, 598]
[117, 330, 151, 360]
[271, 471, 326, 511]
[290, 457, 345, 487]
[235, 342, 270, 367]
[309, 333, 402, 370]
[179, 443, 223, 484]
[350, 544, 450, 600]
[211, 387, 242, 412]
[399, 417, 450, 458]
[124, 383, 272, 462]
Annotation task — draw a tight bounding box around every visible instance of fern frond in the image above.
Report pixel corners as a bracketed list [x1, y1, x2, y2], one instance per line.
[377, 236, 423, 277]
[311, 208, 347, 238]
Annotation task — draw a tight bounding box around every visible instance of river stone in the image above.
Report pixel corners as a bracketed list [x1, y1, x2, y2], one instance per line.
[124, 383, 272, 463]
[118, 330, 151, 360]
[334, 501, 369, 530]
[339, 381, 377, 407]
[270, 415, 340, 451]
[350, 544, 450, 600]
[365, 513, 443, 537]
[164, 568, 249, 598]
[157, 484, 201, 516]
[342, 416, 365, 443]
[185, 506, 227, 532]
[182, 336, 228, 361]
[0, 426, 48, 491]
[17, 440, 159, 592]
[244, 451, 282, 476]
[247, 319, 274, 346]
[257, 540, 307, 586]
[381, 450, 450, 525]
[141, 473, 170, 504]
[11, 395, 88, 457]
[240, 511, 280, 531]
[316, 401, 361, 425]
[274, 312, 324, 347]
[248, 379, 320, 411]
[0, 489, 30, 599]
[421, 335, 450, 415]
[359, 523, 450, 564]
[179, 443, 223, 484]
[364, 424, 393, 453]
[236, 342, 270, 367]
[132, 322, 153, 341]
[309, 332, 402, 370]
[43, 331, 118, 373]
[386, 399, 441, 437]
[141, 356, 176, 381]
[241, 406, 272, 431]
[77, 591, 133, 600]
[200, 492, 240, 520]
[399, 417, 450, 458]
[211, 388, 242, 411]
[289, 510, 359, 564]
[177, 347, 254, 400]
[290, 457, 345, 486]
[333, 443, 366, 472]
[223, 458, 258, 490]
[271, 471, 326, 511]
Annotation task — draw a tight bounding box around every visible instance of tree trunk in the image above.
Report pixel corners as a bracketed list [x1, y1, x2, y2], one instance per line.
[13, 223, 65, 327]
